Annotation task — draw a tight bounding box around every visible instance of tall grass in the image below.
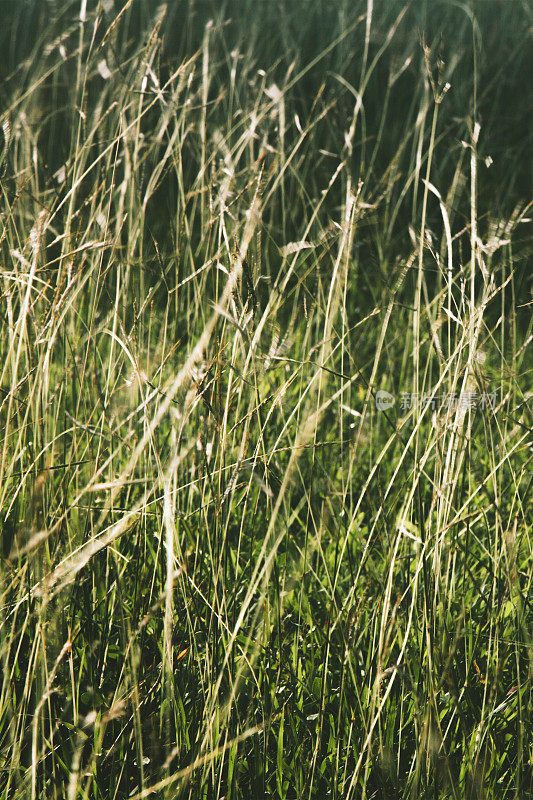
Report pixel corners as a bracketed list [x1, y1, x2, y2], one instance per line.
[0, 1, 531, 798]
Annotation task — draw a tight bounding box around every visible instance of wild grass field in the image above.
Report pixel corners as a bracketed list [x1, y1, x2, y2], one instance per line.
[0, 0, 532, 797]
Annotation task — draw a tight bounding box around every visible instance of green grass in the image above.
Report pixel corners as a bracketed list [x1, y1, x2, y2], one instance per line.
[0, 1, 532, 798]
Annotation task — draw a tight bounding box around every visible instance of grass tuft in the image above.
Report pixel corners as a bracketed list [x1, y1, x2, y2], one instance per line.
[0, 1, 531, 798]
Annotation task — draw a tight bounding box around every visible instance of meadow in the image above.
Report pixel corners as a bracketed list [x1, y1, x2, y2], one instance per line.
[0, 0, 532, 797]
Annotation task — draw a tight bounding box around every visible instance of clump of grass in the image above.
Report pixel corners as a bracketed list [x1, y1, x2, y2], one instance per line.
[0, 1, 531, 798]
